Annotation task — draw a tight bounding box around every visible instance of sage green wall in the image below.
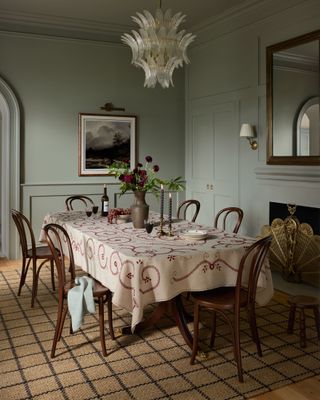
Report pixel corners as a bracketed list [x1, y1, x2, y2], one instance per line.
[0, 32, 185, 184]
[0, 32, 185, 257]
[185, 0, 320, 237]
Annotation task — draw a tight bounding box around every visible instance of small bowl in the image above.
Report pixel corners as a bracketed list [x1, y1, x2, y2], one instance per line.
[117, 214, 131, 223]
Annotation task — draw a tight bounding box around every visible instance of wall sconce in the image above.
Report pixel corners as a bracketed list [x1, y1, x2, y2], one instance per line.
[240, 123, 258, 150]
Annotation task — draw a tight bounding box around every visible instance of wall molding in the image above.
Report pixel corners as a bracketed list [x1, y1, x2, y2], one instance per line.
[0, 75, 20, 259]
[21, 181, 120, 187]
[192, 0, 307, 46]
[0, 8, 131, 43]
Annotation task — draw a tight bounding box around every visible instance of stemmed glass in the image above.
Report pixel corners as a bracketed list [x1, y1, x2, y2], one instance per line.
[92, 205, 99, 215]
[145, 220, 154, 234]
[85, 207, 93, 217]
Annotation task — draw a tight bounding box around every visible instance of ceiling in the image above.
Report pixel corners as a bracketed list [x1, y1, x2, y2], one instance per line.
[0, 0, 259, 41]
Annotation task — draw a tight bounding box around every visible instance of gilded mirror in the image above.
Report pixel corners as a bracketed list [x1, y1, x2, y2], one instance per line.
[267, 30, 320, 164]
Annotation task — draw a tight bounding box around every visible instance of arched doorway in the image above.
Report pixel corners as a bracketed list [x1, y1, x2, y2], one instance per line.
[0, 76, 20, 259]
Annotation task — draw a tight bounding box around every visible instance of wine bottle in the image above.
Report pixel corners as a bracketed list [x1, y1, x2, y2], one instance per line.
[101, 184, 109, 216]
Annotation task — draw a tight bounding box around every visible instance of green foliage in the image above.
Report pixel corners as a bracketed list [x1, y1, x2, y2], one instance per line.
[109, 156, 185, 196]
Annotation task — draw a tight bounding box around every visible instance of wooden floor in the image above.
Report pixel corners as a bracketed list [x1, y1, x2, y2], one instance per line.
[251, 375, 320, 400]
[1, 258, 319, 400]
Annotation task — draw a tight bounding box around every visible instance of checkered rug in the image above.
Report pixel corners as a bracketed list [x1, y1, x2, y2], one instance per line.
[0, 264, 319, 400]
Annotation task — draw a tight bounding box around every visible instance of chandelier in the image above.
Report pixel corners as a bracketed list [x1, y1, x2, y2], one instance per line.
[121, 1, 196, 89]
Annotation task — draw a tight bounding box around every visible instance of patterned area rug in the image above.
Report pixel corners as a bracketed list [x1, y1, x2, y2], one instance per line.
[0, 264, 319, 400]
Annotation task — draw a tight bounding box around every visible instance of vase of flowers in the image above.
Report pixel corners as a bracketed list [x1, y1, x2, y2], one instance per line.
[109, 155, 184, 229]
[131, 190, 149, 228]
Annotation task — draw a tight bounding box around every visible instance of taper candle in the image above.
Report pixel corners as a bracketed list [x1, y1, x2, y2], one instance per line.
[160, 184, 164, 220]
[168, 193, 172, 231]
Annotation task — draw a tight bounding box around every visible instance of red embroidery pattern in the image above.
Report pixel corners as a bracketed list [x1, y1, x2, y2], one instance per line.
[140, 265, 160, 294]
[172, 258, 238, 282]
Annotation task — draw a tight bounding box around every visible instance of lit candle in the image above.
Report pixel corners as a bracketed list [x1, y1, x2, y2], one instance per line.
[168, 192, 172, 230]
[160, 184, 164, 220]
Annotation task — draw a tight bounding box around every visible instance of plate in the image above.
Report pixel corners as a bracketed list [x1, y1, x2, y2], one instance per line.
[182, 230, 208, 240]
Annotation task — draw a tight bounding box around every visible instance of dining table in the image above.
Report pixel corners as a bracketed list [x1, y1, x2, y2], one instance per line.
[39, 210, 274, 348]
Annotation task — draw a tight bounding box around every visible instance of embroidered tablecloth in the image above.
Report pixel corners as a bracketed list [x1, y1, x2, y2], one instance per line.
[40, 211, 273, 330]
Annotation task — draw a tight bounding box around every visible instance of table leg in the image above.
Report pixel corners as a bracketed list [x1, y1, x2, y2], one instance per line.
[121, 295, 194, 349]
[172, 295, 193, 349]
[121, 302, 168, 335]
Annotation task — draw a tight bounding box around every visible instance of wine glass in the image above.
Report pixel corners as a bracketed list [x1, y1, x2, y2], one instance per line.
[86, 208, 93, 217]
[145, 220, 154, 234]
[92, 205, 99, 215]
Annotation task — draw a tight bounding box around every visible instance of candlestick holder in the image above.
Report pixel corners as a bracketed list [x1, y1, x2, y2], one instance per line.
[158, 217, 167, 237]
[168, 224, 173, 236]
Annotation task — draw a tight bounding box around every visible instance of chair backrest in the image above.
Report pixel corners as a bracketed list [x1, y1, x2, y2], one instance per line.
[11, 209, 37, 257]
[214, 207, 244, 233]
[65, 195, 94, 211]
[177, 199, 200, 222]
[43, 223, 76, 293]
[236, 235, 272, 308]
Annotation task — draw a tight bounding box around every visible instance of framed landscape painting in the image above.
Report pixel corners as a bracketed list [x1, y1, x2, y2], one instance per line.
[78, 113, 137, 176]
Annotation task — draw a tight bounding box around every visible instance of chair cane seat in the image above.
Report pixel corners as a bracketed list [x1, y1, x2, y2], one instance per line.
[63, 278, 110, 298]
[192, 287, 248, 309]
[288, 295, 320, 307]
[27, 245, 54, 258]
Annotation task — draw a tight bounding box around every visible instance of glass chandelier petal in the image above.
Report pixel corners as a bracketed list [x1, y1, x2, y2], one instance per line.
[122, 8, 196, 89]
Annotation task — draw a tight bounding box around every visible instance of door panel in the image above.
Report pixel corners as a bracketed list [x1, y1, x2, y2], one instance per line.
[186, 99, 239, 226]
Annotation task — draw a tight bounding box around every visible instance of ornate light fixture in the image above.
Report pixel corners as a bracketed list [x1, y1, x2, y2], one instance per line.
[121, 1, 196, 89]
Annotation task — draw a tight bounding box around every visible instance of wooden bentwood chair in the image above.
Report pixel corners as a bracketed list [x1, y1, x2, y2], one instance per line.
[65, 195, 94, 211]
[190, 235, 272, 382]
[177, 199, 201, 222]
[11, 209, 56, 308]
[43, 223, 114, 358]
[214, 207, 244, 233]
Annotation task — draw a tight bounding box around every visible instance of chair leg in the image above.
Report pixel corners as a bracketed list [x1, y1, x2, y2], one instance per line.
[98, 297, 107, 356]
[190, 303, 200, 365]
[18, 257, 30, 296]
[31, 258, 38, 308]
[209, 311, 217, 347]
[107, 294, 115, 340]
[247, 305, 262, 357]
[313, 306, 320, 340]
[234, 313, 244, 383]
[299, 308, 306, 348]
[287, 304, 296, 334]
[51, 300, 65, 358]
[50, 260, 55, 291]
[57, 305, 68, 341]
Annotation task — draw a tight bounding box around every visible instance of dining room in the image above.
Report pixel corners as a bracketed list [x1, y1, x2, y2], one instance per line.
[0, 0, 320, 399]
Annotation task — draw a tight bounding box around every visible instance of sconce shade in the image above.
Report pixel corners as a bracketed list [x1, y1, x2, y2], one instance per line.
[240, 123, 255, 138]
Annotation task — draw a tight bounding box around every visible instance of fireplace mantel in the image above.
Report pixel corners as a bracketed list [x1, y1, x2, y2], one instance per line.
[254, 166, 320, 182]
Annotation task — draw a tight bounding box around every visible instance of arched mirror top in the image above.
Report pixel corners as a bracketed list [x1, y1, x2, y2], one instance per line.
[295, 96, 319, 157]
[267, 30, 320, 165]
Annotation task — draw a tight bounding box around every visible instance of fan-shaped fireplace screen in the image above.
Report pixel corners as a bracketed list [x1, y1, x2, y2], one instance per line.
[261, 204, 320, 287]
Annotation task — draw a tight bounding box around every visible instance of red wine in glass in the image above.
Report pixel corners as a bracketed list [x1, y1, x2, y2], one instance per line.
[86, 210, 93, 217]
[145, 222, 154, 234]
